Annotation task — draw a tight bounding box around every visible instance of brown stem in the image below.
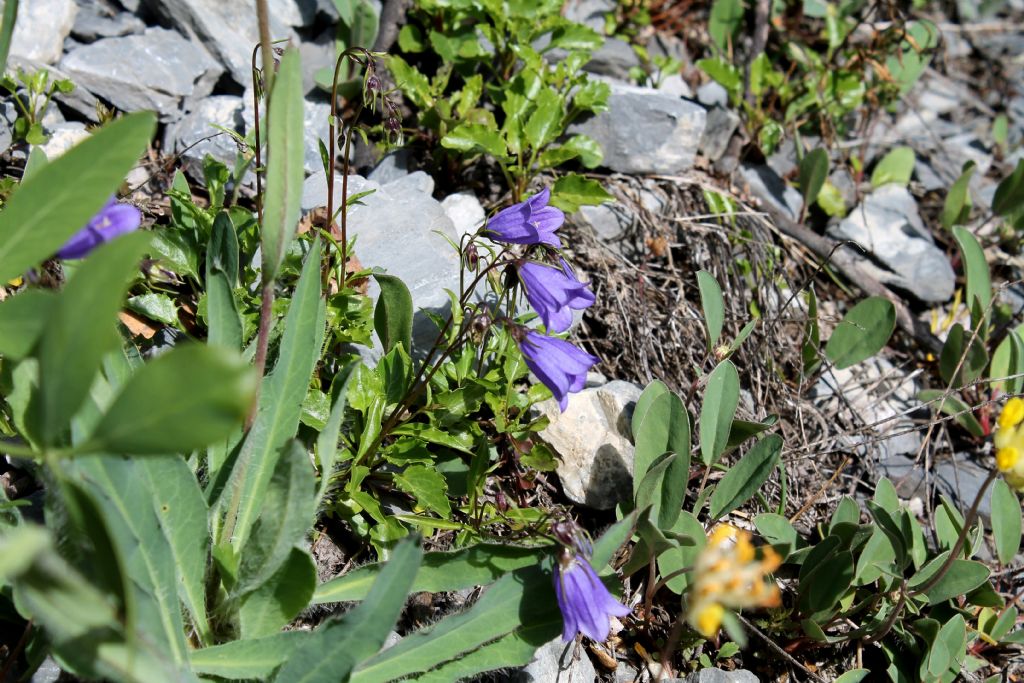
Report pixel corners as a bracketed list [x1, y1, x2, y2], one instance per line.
[250, 45, 263, 225]
[0, 619, 32, 682]
[255, 0, 274, 96]
[247, 281, 275, 428]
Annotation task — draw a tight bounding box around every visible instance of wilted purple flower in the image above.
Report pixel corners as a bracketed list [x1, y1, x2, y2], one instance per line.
[518, 258, 595, 333]
[554, 550, 631, 642]
[517, 330, 598, 411]
[56, 197, 141, 260]
[485, 188, 564, 248]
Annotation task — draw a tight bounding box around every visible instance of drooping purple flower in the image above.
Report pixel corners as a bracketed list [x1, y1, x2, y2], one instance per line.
[554, 551, 631, 642]
[485, 188, 564, 248]
[518, 258, 595, 333]
[517, 330, 598, 411]
[56, 197, 141, 260]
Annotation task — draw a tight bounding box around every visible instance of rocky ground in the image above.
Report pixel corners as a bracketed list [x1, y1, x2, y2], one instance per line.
[4, 0, 1024, 680]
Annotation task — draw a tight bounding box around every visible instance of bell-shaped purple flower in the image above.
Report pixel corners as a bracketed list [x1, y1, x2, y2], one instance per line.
[518, 259, 595, 333]
[517, 330, 598, 411]
[57, 197, 141, 260]
[554, 552, 631, 642]
[485, 188, 564, 248]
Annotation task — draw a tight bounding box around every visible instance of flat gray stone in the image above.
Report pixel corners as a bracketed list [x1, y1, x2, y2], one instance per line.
[61, 27, 222, 121]
[142, 0, 292, 85]
[740, 163, 803, 221]
[302, 171, 465, 355]
[71, 0, 145, 41]
[683, 668, 761, 683]
[539, 380, 642, 510]
[368, 149, 411, 185]
[514, 637, 598, 683]
[11, 0, 77, 63]
[583, 37, 642, 81]
[568, 81, 706, 175]
[441, 192, 485, 238]
[700, 106, 739, 161]
[827, 184, 954, 303]
[563, 0, 615, 32]
[696, 80, 728, 108]
[164, 95, 245, 177]
[38, 121, 89, 159]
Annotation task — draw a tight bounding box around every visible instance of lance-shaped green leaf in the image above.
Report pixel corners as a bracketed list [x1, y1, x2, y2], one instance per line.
[373, 272, 412, 354]
[219, 239, 325, 550]
[0, 112, 155, 283]
[260, 48, 305, 281]
[953, 226, 992, 334]
[0, 0, 18, 75]
[238, 547, 317, 638]
[206, 211, 243, 349]
[709, 434, 782, 520]
[700, 360, 739, 466]
[798, 148, 829, 209]
[316, 362, 358, 504]
[191, 632, 310, 679]
[824, 297, 895, 369]
[79, 344, 255, 455]
[32, 231, 150, 447]
[0, 289, 56, 359]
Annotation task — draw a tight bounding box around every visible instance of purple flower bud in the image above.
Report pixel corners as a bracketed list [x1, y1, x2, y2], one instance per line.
[518, 258, 595, 333]
[56, 197, 141, 260]
[366, 74, 382, 93]
[464, 242, 479, 271]
[517, 330, 598, 411]
[554, 550, 631, 642]
[485, 188, 564, 248]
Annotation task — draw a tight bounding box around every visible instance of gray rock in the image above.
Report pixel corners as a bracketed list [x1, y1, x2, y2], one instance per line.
[30, 656, 62, 683]
[514, 637, 598, 683]
[538, 380, 642, 510]
[568, 81, 706, 175]
[696, 80, 728, 108]
[740, 164, 803, 221]
[683, 668, 761, 683]
[368, 149, 411, 185]
[38, 121, 89, 158]
[10, 0, 77, 63]
[164, 95, 245, 178]
[658, 73, 692, 98]
[302, 98, 332, 175]
[0, 102, 13, 152]
[441, 192, 485, 238]
[142, 0, 292, 85]
[934, 454, 994, 522]
[563, 0, 615, 32]
[577, 203, 630, 243]
[301, 171, 466, 356]
[827, 184, 954, 303]
[699, 106, 739, 161]
[61, 27, 222, 121]
[71, 0, 145, 41]
[268, 0, 319, 27]
[829, 168, 857, 208]
[583, 37, 642, 81]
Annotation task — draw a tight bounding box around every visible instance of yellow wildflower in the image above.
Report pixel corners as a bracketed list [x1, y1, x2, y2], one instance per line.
[685, 525, 782, 639]
[994, 398, 1024, 491]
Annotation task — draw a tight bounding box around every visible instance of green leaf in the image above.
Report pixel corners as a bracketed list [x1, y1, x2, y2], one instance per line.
[239, 547, 317, 638]
[799, 549, 854, 615]
[989, 326, 1024, 394]
[754, 512, 800, 560]
[546, 21, 602, 52]
[191, 632, 309, 679]
[0, 289, 56, 359]
[854, 527, 897, 586]
[941, 162, 976, 229]
[350, 567, 557, 683]
[316, 363, 357, 503]
[708, 0, 745, 52]
[394, 464, 452, 517]
[700, 360, 740, 466]
[524, 87, 562, 150]
[885, 20, 938, 95]
[697, 270, 725, 352]
[373, 272, 413, 354]
[80, 344, 255, 455]
[0, 112, 155, 283]
[632, 386, 690, 529]
[938, 323, 988, 389]
[572, 80, 610, 114]
[696, 58, 742, 94]
[0, 0, 19, 75]
[923, 559, 990, 604]
[991, 478, 1022, 565]
[206, 212, 243, 349]
[126, 293, 177, 326]
[33, 231, 150, 447]
[548, 173, 613, 212]
[591, 512, 637, 570]
[273, 538, 423, 682]
[952, 226, 992, 334]
[219, 240, 326, 551]
[824, 297, 895, 369]
[834, 670, 871, 683]
[816, 179, 846, 216]
[635, 452, 677, 521]
[260, 48, 305, 281]
[994, 159, 1024, 218]
[656, 511, 705, 593]
[235, 440, 316, 598]
[313, 543, 542, 604]
[709, 434, 782, 519]
[798, 148, 829, 208]
[871, 146, 915, 188]
[917, 389, 984, 438]
[139, 455, 212, 644]
[441, 122, 508, 158]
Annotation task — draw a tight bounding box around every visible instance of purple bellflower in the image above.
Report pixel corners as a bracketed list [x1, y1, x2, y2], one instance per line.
[518, 258, 595, 333]
[485, 188, 564, 248]
[554, 550, 631, 642]
[517, 330, 598, 411]
[57, 197, 141, 260]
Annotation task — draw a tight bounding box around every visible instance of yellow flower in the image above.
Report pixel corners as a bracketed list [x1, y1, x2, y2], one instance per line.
[994, 399, 1024, 492]
[685, 525, 781, 639]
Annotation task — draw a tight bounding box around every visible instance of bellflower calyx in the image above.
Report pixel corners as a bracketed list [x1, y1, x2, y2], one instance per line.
[518, 258, 595, 333]
[485, 188, 564, 247]
[57, 197, 141, 260]
[516, 330, 598, 411]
